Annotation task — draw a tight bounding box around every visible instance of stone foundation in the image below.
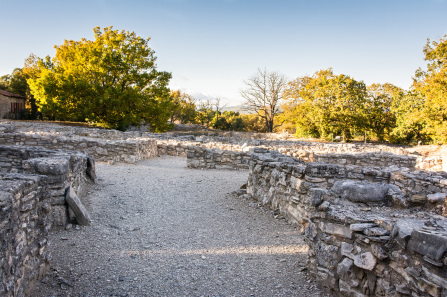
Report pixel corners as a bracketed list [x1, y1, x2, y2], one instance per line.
[186, 146, 250, 170]
[0, 145, 96, 296]
[0, 132, 157, 164]
[1, 120, 444, 171]
[2, 120, 447, 296]
[0, 145, 95, 227]
[0, 174, 50, 297]
[246, 148, 447, 296]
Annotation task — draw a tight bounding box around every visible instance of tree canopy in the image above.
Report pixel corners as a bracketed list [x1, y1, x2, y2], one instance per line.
[282, 69, 367, 141]
[413, 35, 447, 143]
[27, 26, 172, 131]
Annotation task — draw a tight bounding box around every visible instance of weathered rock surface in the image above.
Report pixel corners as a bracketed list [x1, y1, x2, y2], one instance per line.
[246, 149, 447, 296]
[65, 186, 91, 226]
[331, 180, 390, 203]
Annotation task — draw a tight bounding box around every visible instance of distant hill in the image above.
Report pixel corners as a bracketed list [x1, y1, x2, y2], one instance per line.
[222, 105, 254, 114]
[222, 105, 282, 114]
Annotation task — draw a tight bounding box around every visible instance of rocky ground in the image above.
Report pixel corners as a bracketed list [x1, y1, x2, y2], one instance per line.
[34, 156, 326, 297]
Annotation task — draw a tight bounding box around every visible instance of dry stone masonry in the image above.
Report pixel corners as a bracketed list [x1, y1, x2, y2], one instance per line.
[0, 173, 50, 297]
[186, 146, 250, 170]
[245, 148, 447, 296]
[0, 144, 95, 297]
[2, 120, 447, 296]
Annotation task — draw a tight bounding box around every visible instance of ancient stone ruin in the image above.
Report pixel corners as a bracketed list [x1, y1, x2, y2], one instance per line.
[1, 120, 447, 296]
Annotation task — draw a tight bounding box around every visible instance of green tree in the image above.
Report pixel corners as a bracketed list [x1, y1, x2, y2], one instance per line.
[240, 114, 267, 132]
[365, 83, 402, 141]
[0, 64, 39, 119]
[211, 113, 230, 130]
[283, 69, 366, 141]
[28, 26, 172, 131]
[0, 68, 28, 96]
[414, 35, 447, 143]
[281, 76, 319, 138]
[196, 99, 214, 126]
[169, 90, 197, 124]
[390, 90, 429, 144]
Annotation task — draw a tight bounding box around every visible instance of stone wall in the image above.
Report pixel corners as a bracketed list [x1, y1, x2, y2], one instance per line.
[157, 141, 189, 157]
[0, 145, 96, 296]
[3, 120, 447, 296]
[0, 173, 50, 297]
[186, 146, 250, 170]
[0, 145, 95, 227]
[277, 149, 418, 170]
[0, 132, 158, 164]
[2, 120, 445, 171]
[245, 148, 447, 296]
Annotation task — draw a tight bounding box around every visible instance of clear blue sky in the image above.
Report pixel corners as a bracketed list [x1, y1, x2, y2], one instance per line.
[1, 0, 446, 105]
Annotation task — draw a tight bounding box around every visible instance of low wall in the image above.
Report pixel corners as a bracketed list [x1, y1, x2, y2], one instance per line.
[186, 146, 250, 170]
[246, 148, 447, 296]
[0, 132, 158, 164]
[278, 149, 418, 170]
[2, 120, 445, 171]
[0, 173, 50, 297]
[0, 145, 95, 227]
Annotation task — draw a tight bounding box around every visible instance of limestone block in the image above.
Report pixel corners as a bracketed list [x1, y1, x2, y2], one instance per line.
[409, 194, 427, 204]
[371, 243, 388, 260]
[318, 221, 353, 239]
[305, 163, 345, 178]
[337, 258, 360, 287]
[124, 155, 136, 164]
[422, 265, 447, 289]
[363, 227, 390, 237]
[427, 192, 447, 203]
[341, 242, 361, 259]
[308, 188, 329, 207]
[65, 186, 91, 226]
[316, 267, 337, 289]
[316, 242, 339, 269]
[395, 219, 425, 248]
[350, 223, 377, 232]
[24, 158, 70, 176]
[318, 201, 331, 211]
[305, 220, 318, 240]
[331, 180, 390, 203]
[353, 252, 376, 271]
[407, 229, 447, 261]
[339, 279, 368, 297]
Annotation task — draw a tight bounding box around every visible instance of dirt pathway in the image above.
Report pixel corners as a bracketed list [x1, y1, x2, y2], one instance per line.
[35, 156, 325, 297]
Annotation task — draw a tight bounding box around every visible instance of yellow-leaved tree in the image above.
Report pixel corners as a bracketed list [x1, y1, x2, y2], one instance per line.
[27, 26, 173, 131]
[414, 35, 447, 143]
[283, 69, 367, 141]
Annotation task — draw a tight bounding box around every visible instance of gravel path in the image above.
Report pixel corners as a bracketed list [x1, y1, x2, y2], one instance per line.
[35, 156, 325, 297]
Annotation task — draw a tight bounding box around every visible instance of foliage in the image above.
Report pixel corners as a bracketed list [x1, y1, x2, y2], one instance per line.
[238, 114, 267, 132]
[365, 83, 402, 141]
[413, 35, 447, 143]
[27, 26, 172, 131]
[0, 65, 39, 119]
[389, 90, 429, 143]
[0, 68, 28, 96]
[210, 111, 246, 131]
[195, 99, 215, 126]
[241, 69, 287, 132]
[170, 90, 197, 124]
[283, 69, 366, 141]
